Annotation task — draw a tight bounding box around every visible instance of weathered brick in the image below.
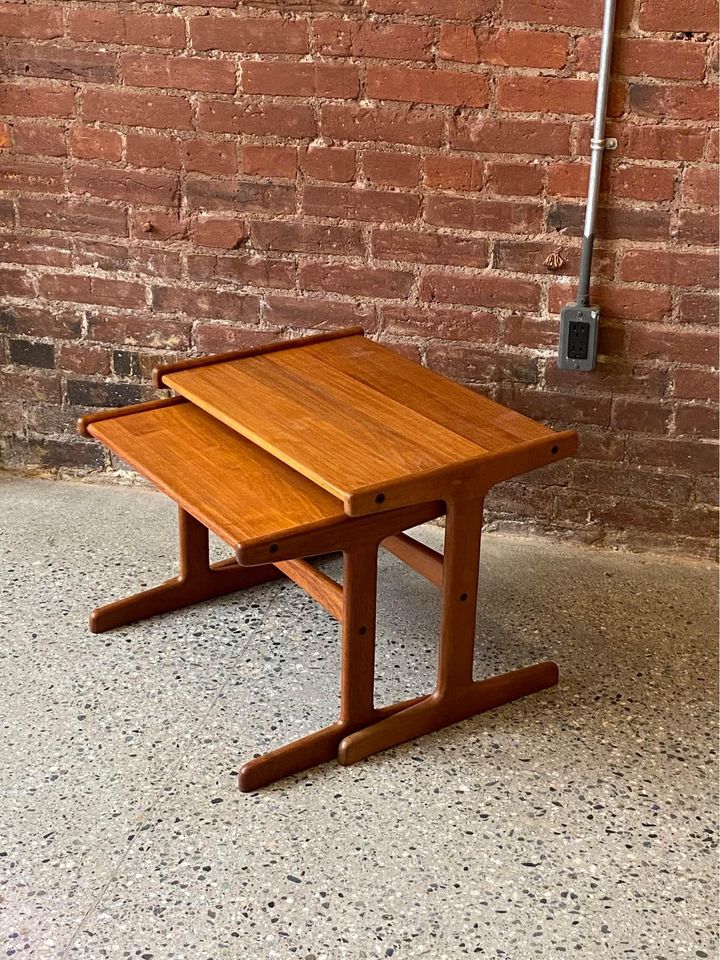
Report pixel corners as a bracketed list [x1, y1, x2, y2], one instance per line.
[198, 99, 316, 138]
[120, 54, 236, 94]
[0, 83, 75, 118]
[190, 16, 308, 54]
[70, 165, 180, 206]
[190, 217, 248, 250]
[362, 151, 421, 188]
[252, 222, 364, 256]
[243, 62, 359, 99]
[366, 66, 489, 108]
[152, 285, 260, 323]
[299, 262, 413, 299]
[240, 145, 297, 179]
[0, 4, 63, 40]
[69, 126, 123, 162]
[321, 104, 444, 147]
[451, 115, 571, 155]
[185, 178, 296, 215]
[440, 26, 568, 67]
[68, 11, 185, 49]
[10, 123, 66, 158]
[299, 146, 356, 182]
[371, 230, 488, 268]
[82, 90, 193, 130]
[0, 41, 118, 83]
[420, 272, 540, 311]
[303, 185, 419, 223]
[425, 196, 543, 233]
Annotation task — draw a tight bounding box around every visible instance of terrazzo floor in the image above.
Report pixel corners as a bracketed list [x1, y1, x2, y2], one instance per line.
[0, 474, 717, 960]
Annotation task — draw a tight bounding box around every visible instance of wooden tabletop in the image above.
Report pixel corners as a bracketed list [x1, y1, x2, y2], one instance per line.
[162, 331, 576, 516]
[87, 399, 351, 555]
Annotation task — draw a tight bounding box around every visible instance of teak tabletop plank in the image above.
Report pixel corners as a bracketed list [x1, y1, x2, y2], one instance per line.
[87, 400, 349, 554]
[307, 336, 552, 448]
[163, 332, 572, 516]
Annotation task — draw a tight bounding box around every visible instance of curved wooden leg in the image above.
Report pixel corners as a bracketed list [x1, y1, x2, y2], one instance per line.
[90, 508, 283, 633]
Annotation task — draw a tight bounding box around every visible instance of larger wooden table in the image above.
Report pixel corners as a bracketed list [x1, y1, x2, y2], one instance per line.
[79, 327, 577, 791]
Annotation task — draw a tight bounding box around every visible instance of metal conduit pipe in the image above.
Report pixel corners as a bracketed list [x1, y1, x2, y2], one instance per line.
[558, 0, 618, 372]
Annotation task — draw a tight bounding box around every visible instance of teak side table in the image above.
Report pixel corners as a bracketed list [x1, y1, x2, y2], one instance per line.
[78, 327, 578, 791]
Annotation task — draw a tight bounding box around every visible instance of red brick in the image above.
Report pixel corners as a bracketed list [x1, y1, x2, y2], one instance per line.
[0, 157, 64, 194]
[262, 297, 376, 331]
[240, 145, 297, 179]
[313, 21, 435, 61]
[243, 62, 359, 99]
[299, 262, 413, 299]
[0, 267, 33, 297]
[126, 132, 181, 170]
[40, 275, 146, 309]
[87, 313, 191, 350]
[544, 360, 668, 397]
[82, 90, 193, 131]
[486, 161, 543, 196]
[303, 185, 419, 223]
[674, 404, 719, 439]
[299, 147, 356, 182]
[628, 324, 717, 364]
[427, 344, 539, 385]
[451, 115, 571, 155]
[424, 156, 483, 191]
[321, 104, 444, 147]
[420, 272, 540, 311]
[70, 164, 179, 206]
[576, 36, 707, 81]
[672, 367, 720, 400]
[198, 99, 316, 138]
[503, 315, 559, 349]
[678, 293, 718, 326]
[59, 344, 111, 377]
[612, 163, 677, 201]
[152, 285, 259, 323]
[194, 324, 279, 354]
[628, 436, 718, 473]
[11, 123, 66, 158]
[638, 0, 716, 32]
[0, 83, 75, 118]
[676, 209, 719, 245]
[611, 397, 672, 433]
[630, 83, 717, 122]
[184, 139, 238, 176]
[548, 202, 670, 242]
[362, 151, 421, 188]
[621, 250, 718, 287]
[367, 66, 489, 108]
[120, 54, 236, 94]
[18, 196, 128, 237]
[681, 167, 718, 207]
[439, 26, 568, 68]
[69, 126, 123, 162]
[1, 40, 118, 84]
[187, 254, 294, 290]
[0, 236, 72, 268]
[425, 195, 543, 234]
[190, 16, 308, 54]
[382, 306, 497, 342]
[252, 222, 363, 256]
[497, 77, 599, 115]
[68, 11, 185, 49]
[367, 0, 494, 13]
[0, 3, 63, 39]
[185, 178, 295, 215]
[618, 124, 706, 161]
[131, 209, 188, 241]
[371, 230, 488, 268]
[503, 0, 623, 27]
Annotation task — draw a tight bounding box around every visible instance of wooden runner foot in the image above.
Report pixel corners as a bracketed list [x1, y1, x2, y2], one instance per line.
[238, 695, 427, 792]
[90, 508, 283, 633]
[337, 661, 558, 766]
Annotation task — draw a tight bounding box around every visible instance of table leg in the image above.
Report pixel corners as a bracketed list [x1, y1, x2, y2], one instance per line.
[239, 541, 429, 791]
[338, 496, 559, 766]
[90, 508, 283, 633]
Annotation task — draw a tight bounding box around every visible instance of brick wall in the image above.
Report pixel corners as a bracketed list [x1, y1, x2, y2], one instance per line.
[0, 0, 717, 556]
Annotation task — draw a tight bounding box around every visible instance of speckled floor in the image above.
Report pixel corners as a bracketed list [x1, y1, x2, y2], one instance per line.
[0, 474, 717, 960]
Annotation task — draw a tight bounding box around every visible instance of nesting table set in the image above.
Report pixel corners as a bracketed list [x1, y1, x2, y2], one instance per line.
[79, 327, 577, 791]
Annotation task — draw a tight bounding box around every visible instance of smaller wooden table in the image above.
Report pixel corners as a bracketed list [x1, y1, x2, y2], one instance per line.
[79, 327, 577, 791]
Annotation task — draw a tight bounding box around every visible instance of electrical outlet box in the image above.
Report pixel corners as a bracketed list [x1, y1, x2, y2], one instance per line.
[558, 304, 599, 371]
